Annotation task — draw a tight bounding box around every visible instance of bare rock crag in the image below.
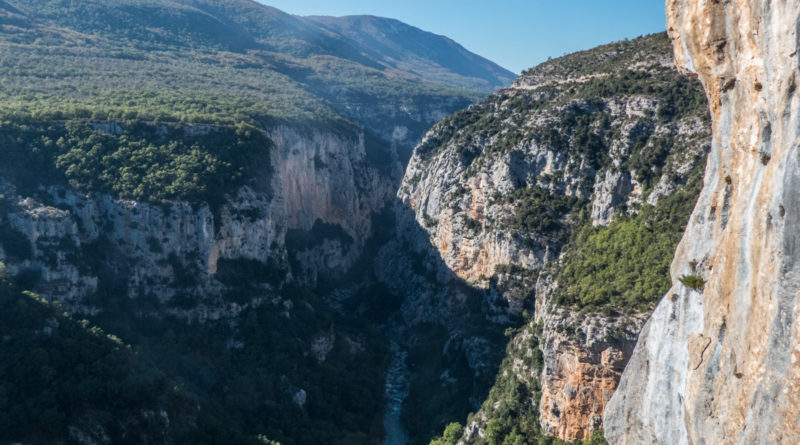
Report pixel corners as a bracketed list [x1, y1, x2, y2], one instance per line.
[605, 1, 800, 444]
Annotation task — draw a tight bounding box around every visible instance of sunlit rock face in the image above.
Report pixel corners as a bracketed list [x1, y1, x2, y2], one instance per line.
[605, 2, 800, 444]
[538, 310, 646, 440]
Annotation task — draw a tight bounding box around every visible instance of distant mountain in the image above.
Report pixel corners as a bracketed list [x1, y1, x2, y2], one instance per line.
[0, 0, 511, 128]
[306, 15, 515, 91]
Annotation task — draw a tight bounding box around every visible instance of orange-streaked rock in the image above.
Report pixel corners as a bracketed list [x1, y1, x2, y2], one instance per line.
[606, 2, 800, 444]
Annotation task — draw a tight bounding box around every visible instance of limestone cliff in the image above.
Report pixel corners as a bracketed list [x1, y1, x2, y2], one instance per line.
[399, 34, 711, 442]
[0, 123, 397, 313]
[605, 2, 800, 444]
[0, 118, 432, 443]
[399, 34, 709, 292]
[537, 310, 647, 440]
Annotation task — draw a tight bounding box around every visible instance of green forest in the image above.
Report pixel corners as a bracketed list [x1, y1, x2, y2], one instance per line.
[0, 263, 269, 444]
[0, 119, 275, 208]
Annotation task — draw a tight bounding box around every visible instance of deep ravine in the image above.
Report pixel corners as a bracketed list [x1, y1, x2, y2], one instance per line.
[399, 32, 712, 443]
[0, 2, 731, 442]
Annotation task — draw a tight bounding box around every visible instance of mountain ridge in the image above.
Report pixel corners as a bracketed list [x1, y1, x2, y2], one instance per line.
[305, 14, 514, 91]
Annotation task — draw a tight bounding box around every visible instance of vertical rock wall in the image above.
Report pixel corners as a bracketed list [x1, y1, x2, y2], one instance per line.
[605, 2, 800, 443]
[0, 124, 398, 312]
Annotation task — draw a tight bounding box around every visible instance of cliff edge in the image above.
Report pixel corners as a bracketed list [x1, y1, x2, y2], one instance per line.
[605, 1, 800, 444]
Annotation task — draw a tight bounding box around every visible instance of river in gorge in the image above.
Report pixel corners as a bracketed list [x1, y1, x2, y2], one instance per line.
[383, 342, 410, 445]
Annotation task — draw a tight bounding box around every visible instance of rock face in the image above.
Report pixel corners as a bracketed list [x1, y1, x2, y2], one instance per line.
[398, 34, 709, 290]
[605, 2, 800, 444]
[397, 34, 711, 441]
[1, 181, 283, 316]
[0, 123, 398, 313]
[273, 125, 400, 243]
[538, 310, 645, 440]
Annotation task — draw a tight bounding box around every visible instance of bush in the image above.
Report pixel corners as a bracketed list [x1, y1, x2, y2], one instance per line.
[429, 422, 464, 445]
[679, 274, 705, 291]
[507, 186, 587, 241]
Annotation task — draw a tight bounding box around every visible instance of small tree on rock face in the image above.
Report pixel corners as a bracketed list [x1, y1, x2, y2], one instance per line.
[585, 429, 609, 445]
[485, 418, 510, 445]
[679, 274, 705, 291]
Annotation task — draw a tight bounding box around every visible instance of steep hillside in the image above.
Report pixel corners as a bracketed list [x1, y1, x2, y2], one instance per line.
[0, 0, 513, 163]
[0, 0, 512, 91]
[0, 0, 511, 118]
[606, 2, 800, 444]
[399, 33, 712, 443]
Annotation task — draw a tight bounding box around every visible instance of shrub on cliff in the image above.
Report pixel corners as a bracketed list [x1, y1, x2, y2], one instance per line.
[678, 274, 705, 291]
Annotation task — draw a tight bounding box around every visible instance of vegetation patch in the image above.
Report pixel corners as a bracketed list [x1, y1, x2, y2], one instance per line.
[553, 168, 702, 311]
[215, 257, 285, 288]
[679, 274, 705, 291]
[506, 186, 587, 242]
[0, 269, 269, 444]
[88, 283, 388, 445]
[0, 119, 273, 210]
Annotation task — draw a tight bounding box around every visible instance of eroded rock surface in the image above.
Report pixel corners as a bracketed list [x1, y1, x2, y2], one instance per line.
[398, 35, 709, 291]
[538, 310, 645, 440]
[0, 124, 396, 315]
[605, 2, 800, 444]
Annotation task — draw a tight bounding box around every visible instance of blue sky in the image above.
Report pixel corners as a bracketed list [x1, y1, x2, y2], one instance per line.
[257, 1, 668, 74]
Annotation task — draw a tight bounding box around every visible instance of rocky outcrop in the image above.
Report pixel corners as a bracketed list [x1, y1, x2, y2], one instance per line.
[398, 34, 709, 291]
[273, 125, 398, 243]
[272, 125, 401, 284]
[0, 179, 285, 318]
[538, 310, 645, 440]
[0, 123, 399, 313]
[605, 2, 800, 444]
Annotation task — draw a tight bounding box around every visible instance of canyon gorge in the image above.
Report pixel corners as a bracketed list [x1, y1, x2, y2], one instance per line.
[1, 1, 799, 444]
